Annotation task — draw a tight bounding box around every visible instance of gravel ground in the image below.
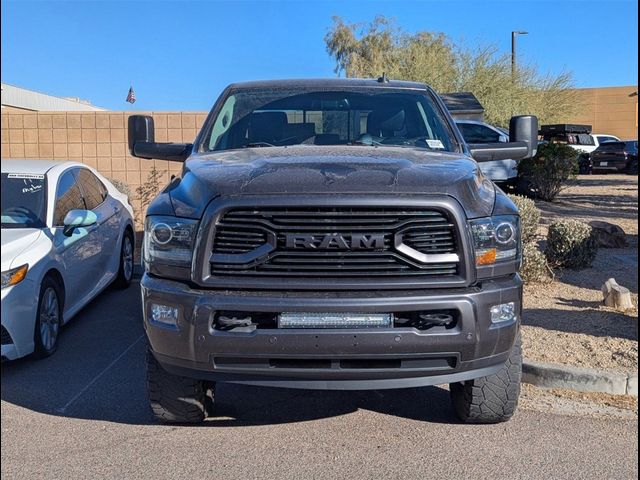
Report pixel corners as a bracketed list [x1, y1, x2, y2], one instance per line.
[520, 384, 638, 419]
[521, 174, 638, 373]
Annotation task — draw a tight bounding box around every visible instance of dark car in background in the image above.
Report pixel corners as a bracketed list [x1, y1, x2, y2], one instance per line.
[590, 140, 638, 174]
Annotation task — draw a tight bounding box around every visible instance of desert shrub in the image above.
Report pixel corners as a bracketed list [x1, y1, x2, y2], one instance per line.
[135, 166, 165, 222]
[108, 178, 132, 199]
[520, 243, 553, 283]
[508, 194, 540, 244]
[545, 219, 598, 269]
[518, 142, 579, 201]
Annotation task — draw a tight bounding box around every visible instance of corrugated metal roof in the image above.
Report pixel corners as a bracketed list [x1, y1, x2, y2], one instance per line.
[1, 83, 107, 111]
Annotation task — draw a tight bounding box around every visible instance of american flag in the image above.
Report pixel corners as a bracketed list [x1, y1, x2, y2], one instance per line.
[126, 86, 136, 104]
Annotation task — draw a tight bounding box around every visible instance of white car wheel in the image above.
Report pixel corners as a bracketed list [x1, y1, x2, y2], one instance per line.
[34, 277, 62, 358]
[114, 231, 134, 289]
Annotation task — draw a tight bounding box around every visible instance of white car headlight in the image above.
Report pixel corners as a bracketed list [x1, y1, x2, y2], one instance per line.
[1, 264, 29, 289]
[143, 216, 198, 268]
[469, 215, 520, 266]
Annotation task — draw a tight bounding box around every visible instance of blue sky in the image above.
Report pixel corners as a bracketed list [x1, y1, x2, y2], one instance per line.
[1, 0, 638, 111]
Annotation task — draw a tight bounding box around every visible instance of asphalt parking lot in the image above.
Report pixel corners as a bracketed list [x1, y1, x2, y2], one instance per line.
[1, 278, 638, 480]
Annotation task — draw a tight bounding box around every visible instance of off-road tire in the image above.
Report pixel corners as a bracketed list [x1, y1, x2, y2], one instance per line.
[450, 334, 522, 424]
[627, 159, 638, 176]
[146, 346, 214, 424]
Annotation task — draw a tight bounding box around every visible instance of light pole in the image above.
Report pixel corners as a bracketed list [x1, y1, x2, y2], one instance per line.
[511, 31, 528, 80]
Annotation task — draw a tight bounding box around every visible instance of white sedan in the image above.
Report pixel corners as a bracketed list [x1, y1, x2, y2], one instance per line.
[1, 160, 135, 360]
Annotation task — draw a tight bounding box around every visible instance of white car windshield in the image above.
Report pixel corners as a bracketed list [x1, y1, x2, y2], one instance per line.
[1, 173, 47, 229]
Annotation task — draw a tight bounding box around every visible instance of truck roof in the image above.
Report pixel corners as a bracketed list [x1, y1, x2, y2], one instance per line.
[226, 78, 430, 91]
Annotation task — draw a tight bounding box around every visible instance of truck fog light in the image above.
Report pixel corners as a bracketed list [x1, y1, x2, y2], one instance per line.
[490, 302, 516, 324]
[151, 303, 179, 326]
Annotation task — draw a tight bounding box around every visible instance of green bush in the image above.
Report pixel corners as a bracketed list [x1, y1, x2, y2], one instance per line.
[518, 142, 579, 201]
[520, 243, 553, 283]
[508, 194, 540, 244]
[108, 178, 132, 199]
[545, 219, 598, 269]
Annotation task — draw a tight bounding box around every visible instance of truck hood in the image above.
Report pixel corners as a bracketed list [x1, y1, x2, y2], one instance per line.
[168, 146, 496, 219]
[1, 228, 43, 271]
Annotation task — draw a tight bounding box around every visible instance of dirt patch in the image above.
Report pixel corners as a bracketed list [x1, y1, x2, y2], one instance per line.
[520, 384, 638, 419]
[521, 174, 638, 373]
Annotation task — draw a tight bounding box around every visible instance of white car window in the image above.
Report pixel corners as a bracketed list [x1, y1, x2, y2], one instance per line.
[53, 169, 86, 226]
[76, 169, 107, 211]
[457, 123, 501, 143]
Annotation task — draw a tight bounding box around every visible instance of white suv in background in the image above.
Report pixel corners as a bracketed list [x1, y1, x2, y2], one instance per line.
[456, 120, 518, 186]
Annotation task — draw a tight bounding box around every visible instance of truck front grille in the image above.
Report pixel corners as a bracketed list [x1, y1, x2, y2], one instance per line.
[210, 207, 460, 279]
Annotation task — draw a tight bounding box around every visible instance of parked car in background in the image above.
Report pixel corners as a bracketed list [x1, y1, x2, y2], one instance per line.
[455, 120, 518, 187]
[592, 134, 620, 147]
[539, 124, 621, 173]
[1, 160, 135, 360]
[539, 124, 619, 154]
[589, 140, 638, 174]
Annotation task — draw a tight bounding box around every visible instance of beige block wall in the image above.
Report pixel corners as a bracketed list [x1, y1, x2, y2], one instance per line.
[1, 111, 208, 217]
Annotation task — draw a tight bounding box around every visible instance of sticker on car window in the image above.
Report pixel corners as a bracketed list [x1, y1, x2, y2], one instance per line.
[22, 181, 44, 194]
[7, 173, 45, 180]
[426, 139, 445, 149]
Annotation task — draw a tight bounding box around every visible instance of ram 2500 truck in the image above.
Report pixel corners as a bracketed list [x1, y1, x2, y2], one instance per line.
[128, 78, 538, 424]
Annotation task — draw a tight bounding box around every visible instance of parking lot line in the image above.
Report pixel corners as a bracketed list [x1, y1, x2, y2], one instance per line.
[56, 334, 145, 414]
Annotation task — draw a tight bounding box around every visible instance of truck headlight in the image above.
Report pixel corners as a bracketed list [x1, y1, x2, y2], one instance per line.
[469, 215, 520, 265]
[144, 216, 198, 268]
[1, 264, 29, 289]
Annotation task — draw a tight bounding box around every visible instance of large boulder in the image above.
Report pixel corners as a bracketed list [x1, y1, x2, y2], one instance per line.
[589, 221, 627, 248]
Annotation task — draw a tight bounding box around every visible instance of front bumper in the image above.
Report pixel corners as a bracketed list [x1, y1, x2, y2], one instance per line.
[142, 274, 522, 390]
[1, 277, 39, 361]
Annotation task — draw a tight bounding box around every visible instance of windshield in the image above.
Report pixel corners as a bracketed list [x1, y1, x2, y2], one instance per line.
[202, 87, 457, 152]
[1, 173, 47, 229]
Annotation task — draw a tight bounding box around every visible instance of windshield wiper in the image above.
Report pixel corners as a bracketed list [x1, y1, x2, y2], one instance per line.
[242, 142, 276, 148]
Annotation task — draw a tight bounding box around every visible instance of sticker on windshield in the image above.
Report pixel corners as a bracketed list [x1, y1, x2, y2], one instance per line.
[7, 173, 45, 180]
[426, 139, 445, 149]
[22, 182, 44, 194]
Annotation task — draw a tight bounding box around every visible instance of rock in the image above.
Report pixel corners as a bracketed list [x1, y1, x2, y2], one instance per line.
[602, 278, 634, 311]
[589, 221, 627, 248]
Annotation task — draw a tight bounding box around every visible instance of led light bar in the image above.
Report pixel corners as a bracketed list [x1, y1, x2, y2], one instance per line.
[278, 313, 392, 329]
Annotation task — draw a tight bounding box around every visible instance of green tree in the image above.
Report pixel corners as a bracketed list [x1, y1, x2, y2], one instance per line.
[325, 16, 580, 127]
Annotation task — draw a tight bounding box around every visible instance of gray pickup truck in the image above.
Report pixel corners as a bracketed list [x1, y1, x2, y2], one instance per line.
[128, 78, 537, 424]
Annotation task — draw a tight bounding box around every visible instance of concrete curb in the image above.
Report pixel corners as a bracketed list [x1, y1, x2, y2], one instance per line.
[523, 360, 638, 397]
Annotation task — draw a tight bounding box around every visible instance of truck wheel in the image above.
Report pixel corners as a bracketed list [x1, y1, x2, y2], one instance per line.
[449, 334, 522, 424]
[627, 159, 638, 175]
[146, 346, 215, 424]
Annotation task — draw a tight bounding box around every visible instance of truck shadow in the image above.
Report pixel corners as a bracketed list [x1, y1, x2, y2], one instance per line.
[0, 281, 461, 427]
[206, 383, 458, 427]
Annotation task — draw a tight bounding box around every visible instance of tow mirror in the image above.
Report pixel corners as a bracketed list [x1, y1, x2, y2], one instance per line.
[469, 115, 538, 162]
[128, 115, 192, 162]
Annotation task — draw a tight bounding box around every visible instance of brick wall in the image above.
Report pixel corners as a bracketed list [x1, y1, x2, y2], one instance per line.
[0, 111, 208, 216]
